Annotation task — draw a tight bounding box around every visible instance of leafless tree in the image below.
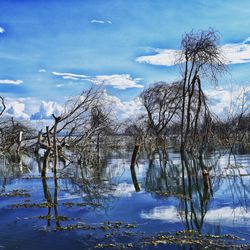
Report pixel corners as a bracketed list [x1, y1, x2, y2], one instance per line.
[178, 29, 226, 153]
[213, 88, 250, 153]
[0, 118, 35, 156]
[140, 81, 183, 138]
[39, 87, 114, 177]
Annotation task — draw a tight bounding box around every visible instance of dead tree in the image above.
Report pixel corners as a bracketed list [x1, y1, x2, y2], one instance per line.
[179, 29, 226, 154]
[0, 118, 35, 156]
[38, 87, 113, 176]
[213, 88, 250, 153]
[140, 82, 183, 139]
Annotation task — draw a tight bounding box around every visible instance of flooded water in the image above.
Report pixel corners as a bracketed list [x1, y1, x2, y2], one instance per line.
[0, 149, 249, 249]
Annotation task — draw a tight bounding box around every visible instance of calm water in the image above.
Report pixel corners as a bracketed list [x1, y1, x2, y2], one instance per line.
[0, 150, 249, 249]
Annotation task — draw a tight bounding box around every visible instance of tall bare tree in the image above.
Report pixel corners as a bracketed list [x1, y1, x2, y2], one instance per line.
[179, 29, 226, 153]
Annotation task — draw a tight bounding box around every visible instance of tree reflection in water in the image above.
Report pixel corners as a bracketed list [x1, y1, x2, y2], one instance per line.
[0, 148, 249, 248]
[139, 146, 249, 234]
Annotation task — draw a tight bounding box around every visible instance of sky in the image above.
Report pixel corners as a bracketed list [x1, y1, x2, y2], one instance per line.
[0, 0, 250, 121]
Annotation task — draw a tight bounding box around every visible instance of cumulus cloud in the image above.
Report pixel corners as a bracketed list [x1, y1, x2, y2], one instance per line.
[0, 26, 5, 33]
[3, 97, 46, 120]
[205, 86, 250, 117]
[5, 101, 30, 120]
[90, 74, 144, 90]
[90, 19, 112, 24]
[0, 79, 23, 85]
[101, 90, 144, 119]
[1, 90, 144, 121]
[136, 37, 250, 66]
[2, 97, 64, 121]
[30, 101, 64, 120]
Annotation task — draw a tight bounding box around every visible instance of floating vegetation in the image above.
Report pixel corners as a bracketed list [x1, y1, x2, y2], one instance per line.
[62, 201, 101, 207]
[95, 243, 135, 249]
[141, 231, 248, 249]
[36, 220, 138, 234]
[100, 221, 136, 231]
[55, 223, 94, 231]
[11, 202, 53, 208]
[37, 215, 70, 221]
[0, 189, 31, 198]
[95, 244, 117, 248]
[94, 230, 249, 249]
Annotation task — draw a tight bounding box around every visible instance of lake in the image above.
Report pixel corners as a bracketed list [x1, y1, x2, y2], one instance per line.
[0, 149, 249, 249]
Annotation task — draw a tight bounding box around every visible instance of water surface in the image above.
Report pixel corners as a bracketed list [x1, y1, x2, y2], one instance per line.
[0, 150, 249, 249]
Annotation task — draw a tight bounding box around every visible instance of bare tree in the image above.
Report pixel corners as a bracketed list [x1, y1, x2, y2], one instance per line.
[0, 118, 35, 156]
[213, 88, 250, 153]
[140, 81, 183, 138]
[39, 87, 113, 176]
[179, 29, 226, 153]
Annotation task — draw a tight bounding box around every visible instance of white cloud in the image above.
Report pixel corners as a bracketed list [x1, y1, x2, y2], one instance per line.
[4, 97, 42, 120]
[31, 101, 64, 120]
[2, 97, 64, 121]
[90, 74, 144, 90]
[52, 71, 87, 79]
[205, 86, 250, 117]
[39, 69, 46, 73]
[0, 27, 5, 33]
[136, 37, 250, 66]
[221, 37, 250, 64]
[52, 71, 143, 89]
[101, 90, 144, 120]
[90, 19, 112, 24]
[91, 19, 105, 24]
[205, 206, 250, 227]
[5, 101, 30, 120]
[140, 205, 250, 227]
[0, 79, 23, 85]
[62, 76, 79, 80]
[141, 206, 180, 222]
[108, 183, 136, 198]
[136, 49, 180, 66]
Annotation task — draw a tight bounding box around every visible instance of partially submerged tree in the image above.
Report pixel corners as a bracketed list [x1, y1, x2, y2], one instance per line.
[39, 87, 114, 177]
[213, 88, 250, 153]
[179, 29, 226, 153]
[140, 81, 183, 138]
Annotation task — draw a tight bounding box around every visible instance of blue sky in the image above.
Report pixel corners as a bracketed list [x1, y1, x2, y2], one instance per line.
[0, 0, 250, 119]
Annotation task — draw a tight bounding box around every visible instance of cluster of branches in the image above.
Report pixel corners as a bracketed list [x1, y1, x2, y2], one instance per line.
[35, 87, 117, 178]
[1, 29, 249, 177]
[0, 97, 35, 157]
[126, 29, 249, 154]
[212, 89, 250, 153]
